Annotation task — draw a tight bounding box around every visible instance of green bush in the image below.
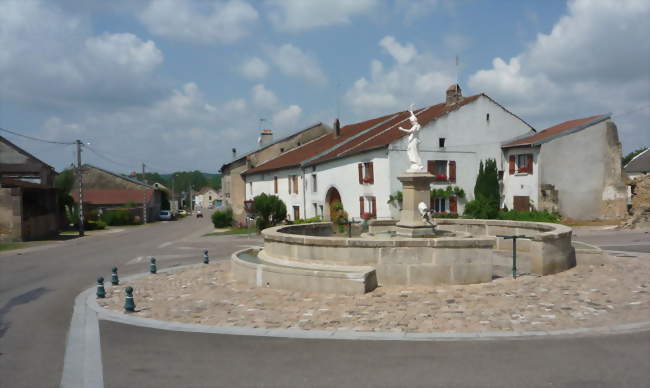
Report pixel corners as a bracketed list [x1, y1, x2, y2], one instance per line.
[211, 208, 233, 228]
[101, 209, 136, 226]
[294, 216, 322, 224]
[463, 195, 499, 219]
[498, 210, 560, 223]
[85, 220, 107, 230]
[252, 193, 287, 231]
[431, 212, 458, 219]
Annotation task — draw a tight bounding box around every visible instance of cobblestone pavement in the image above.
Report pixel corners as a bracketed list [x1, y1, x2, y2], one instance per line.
[98, 254, 650, 333]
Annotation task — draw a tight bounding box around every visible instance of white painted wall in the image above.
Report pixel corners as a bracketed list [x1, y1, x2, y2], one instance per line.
[502, 148, 540, 210]
[389, 95, 533, 214]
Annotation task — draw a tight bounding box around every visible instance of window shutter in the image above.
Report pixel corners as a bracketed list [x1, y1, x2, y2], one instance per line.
[371, 197, 377, 217]
[450, 196, 458, 214]
[527, 154, 533, 174]
[359, 196, 364, 217]
[509, 155, 515, 174]
[274, 177, 278, 194]
[368, 162, 374, 183]
[358, 163, 363, 184]
[449, 160, 456, 182]
[294, 176, 299, 194]
[288, 176, 291, 193]
[427, 160, 435, 174]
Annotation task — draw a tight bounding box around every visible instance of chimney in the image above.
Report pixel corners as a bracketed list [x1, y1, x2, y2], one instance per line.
[259, 129, 273, 148]
[334, 118, 341, 137]
[232, 148, 236, 159]
[446, 84, 463, 106]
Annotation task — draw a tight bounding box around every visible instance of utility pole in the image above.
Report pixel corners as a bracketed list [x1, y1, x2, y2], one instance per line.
[76, 140, 84, 236]
[142, 163, 147, 224]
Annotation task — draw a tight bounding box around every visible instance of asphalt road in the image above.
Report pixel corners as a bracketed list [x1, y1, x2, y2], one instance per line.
[573, 228, 650, 254]
[0, 212, 261, 388]
[1, 220, 649, 387]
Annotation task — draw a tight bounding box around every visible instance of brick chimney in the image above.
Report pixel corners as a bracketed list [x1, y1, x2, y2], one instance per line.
[259, 129, 273, 148]
[446, 84, 463, 106]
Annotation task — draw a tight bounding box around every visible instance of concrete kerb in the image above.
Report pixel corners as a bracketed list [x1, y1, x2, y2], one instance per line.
[84, 263, 650, 342]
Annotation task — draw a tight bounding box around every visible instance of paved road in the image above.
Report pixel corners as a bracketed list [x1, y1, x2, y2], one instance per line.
[101, 321, 650, 388]
[1, 221, 649, 387]
[573, 228, 650, 254]
[0, 213, 262, 388]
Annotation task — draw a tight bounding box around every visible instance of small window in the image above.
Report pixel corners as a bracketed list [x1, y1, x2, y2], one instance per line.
[517, 154, 529, 172]
[432, 198, 446, 213]
[311, 174, 317, 193]
[439, 138, 445, 148]
[280, 148, 284, 153]
[486, 113, 490, 122]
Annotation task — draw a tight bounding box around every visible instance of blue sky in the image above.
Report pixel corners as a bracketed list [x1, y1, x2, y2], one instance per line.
[1, 0, 648, 174]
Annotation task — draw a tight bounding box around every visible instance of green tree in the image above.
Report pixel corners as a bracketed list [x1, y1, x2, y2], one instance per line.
[209, 174, 222, 190]
[55, 169, 76, 225]
[622, 147, 648, 166]
[252, 193, 287, 231]
[465, 158, 500, 219]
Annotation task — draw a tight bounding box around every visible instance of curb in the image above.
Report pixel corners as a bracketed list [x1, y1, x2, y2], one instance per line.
[89, 264, 650, 342]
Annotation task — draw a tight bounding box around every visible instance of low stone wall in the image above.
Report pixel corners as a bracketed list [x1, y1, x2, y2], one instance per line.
[259, 219, 575, 287]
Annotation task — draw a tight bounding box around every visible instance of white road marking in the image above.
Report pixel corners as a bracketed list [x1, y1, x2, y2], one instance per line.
[158, 241, 173, 248]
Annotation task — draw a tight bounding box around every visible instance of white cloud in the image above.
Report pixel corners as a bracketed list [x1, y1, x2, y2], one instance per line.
[0, 0, 164, 108]
[139, 0, 258, 44]
[266, 0, 377, 31]
[395, 0, 439, 22]
[272, 105, 302, 129]
[344, 36, 455, 118]
[468, 0, 650, 151]
[380, 36, 417, 65]
[251, 84, 279, 109]
[268, 44, 327, 85]
[240, 57, 269, 80]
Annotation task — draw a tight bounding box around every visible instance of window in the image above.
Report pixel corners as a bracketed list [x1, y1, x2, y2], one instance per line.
[359, 196, 377, 218]
[274, 176, 278, 194]
[208, 196, 212, 201]
[428, 160, 457, 182]
[313, 203, 318, 217]
[439, 138, 445, 148]
[249, 182, 253, 195]
[509, 154, 534, 174]
[358, 162, 374, 184]
[311, 174, 317, 192]
[293, 205, 300, 220]
[486, 113, 490, 122]
[432, 198, 446, 213]
[293, 175, 299, 194]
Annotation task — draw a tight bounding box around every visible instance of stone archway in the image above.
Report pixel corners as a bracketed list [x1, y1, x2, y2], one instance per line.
[324, 187, 342, 221]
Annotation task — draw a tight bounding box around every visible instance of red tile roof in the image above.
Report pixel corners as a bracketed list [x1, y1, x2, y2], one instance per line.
[70, 189, 155, 205]
[502, 114, 609, 148]
[244, 95, 482, 175]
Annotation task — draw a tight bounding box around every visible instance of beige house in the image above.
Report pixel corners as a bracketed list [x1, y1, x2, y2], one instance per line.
[220, 124, 330, 224]
[194, 187, 222, 208]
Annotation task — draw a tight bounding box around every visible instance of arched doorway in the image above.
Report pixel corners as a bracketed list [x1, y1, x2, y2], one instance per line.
[324, 187, 342, 221]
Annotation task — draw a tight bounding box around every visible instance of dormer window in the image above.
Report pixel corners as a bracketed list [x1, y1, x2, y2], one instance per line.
[439, 138, 445, 148]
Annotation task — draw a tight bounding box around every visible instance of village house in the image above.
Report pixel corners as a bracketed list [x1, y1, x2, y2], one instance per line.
[194, 186, 222, 209]
[624, 148, 649, 181]
[70, 164, 163, 221]
[242, 85, 535, 221]
[0, 136, 59, 241]
[220, 124, 330, 224]
[502, 114, 627, 220]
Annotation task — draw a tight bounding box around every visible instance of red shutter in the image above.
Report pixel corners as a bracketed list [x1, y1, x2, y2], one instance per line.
[427, 160, 435, 174]
[509, 155, 515, 175]
[274, 177, 278, 193]
[359, 196, 364, 217]
[371, 197, 377, 217]
[450, 196, 458, 214]
[358, 163, 363, 184]
[449, 160, 456, 182]
[527, 154, 533, 174]
[368, 162, 374, 183]
[288, 176, 291, 193]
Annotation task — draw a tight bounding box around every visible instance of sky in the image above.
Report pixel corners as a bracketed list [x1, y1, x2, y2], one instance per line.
[1, 0, 648, 174]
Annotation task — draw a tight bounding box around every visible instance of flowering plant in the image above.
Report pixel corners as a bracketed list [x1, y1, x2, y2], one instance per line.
[360, 212, 373, 220]
[362, 177, 373, 183]
[434, 174, 447, 181]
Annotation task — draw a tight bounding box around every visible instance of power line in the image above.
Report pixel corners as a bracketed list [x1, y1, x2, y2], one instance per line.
[612, 104, 650, 118]
[84, 144, 136, 170]
[0, 126, 75, 145]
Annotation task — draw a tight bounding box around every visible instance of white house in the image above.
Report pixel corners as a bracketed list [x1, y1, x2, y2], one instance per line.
[242, 85, 534, 221]
[501, 114, 627, 220]
[194, 187, 222, 209]
[624, 148, 649, 181]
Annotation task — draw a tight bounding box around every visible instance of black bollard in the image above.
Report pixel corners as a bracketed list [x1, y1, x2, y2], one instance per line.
[124, 286, 135, 312]
[111, 267, 119, 285]
[96, 276, 106, 298]
[149, 257, 157, 274]
[203, 249, 209, 264]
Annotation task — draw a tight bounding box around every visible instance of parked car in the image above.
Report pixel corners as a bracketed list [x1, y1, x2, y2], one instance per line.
[178, 210, 188, 216]
[159, 210, 172, 221]
[196, 210, 203, 218]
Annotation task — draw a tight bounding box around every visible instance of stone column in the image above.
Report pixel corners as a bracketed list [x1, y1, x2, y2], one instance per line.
[396, 172, 436, 237]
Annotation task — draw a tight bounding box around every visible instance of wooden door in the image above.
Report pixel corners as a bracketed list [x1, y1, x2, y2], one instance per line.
[513, 196, 530, 211]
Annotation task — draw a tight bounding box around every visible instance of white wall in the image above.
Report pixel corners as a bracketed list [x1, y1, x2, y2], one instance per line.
[389, 95, 533, 214]
[502, 148, 540, 210]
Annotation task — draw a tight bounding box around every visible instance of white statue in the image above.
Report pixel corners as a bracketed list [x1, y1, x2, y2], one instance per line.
[398, 104, 425, 173]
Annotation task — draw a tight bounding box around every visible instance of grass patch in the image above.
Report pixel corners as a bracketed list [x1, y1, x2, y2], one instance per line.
[203, 228, 255, 236]
[0, 242, 26, 252]
[561, 218, 624, 227]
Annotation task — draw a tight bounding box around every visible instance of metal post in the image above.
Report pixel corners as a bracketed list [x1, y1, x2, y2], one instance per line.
[76, 140, 84, 237]
[512, 238, 517, 279]
[142, 163, 147, 224]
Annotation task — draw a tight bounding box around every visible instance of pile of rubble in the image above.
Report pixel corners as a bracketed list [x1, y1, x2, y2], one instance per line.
[621, 174, 650, 229]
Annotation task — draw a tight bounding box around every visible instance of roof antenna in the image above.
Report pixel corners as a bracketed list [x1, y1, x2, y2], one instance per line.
[455, 55, 460, 85]
[336, 80, 341, 121]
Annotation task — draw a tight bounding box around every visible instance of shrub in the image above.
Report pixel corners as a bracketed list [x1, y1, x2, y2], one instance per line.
[294, 216, 322, 224]
[101, 209, 136, 226]
[252, 193, 287, 231]
[85, 220, 107, 230]
[498, 210, 560, 223]
[211, 208, 233, 228]
[431, 212, 458, 219]
[463, 195, 499, 219]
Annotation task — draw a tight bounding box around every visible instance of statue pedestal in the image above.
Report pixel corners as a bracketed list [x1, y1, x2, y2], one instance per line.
[396, 172, 437, 238]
